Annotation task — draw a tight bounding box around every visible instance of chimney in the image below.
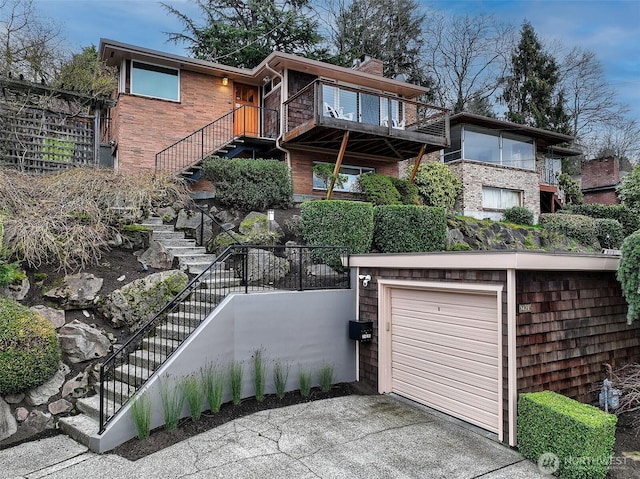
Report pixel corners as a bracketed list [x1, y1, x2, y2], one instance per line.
[352, 54, 384, 77]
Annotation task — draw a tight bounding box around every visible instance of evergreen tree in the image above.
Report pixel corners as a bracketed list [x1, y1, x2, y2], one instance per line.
[501, 21, 570, 133]
[54, 45, 117, 97]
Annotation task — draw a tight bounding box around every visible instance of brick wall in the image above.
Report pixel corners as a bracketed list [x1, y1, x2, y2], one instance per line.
[354, 57, 384, 76]
[582, 156, 619, 190]
[516, 270, 640, 403]
[112, 70, 233, 174]
[583, 189, 619, 205]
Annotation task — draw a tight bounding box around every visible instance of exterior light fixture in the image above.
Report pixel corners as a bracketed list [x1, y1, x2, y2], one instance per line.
[222, 76, 229, 86]
[267, 209, 275, 231]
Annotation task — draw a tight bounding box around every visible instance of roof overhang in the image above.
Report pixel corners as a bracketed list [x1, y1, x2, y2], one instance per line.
[347, 251, 619, 271]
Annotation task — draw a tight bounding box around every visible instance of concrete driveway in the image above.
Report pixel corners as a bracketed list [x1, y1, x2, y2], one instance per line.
[1, 395, 548, 478]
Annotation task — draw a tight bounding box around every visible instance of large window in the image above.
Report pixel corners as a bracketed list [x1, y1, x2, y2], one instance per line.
[131, 61, 179, 101]
[312, 162, 374, 192]
[482, 187, 522, 210]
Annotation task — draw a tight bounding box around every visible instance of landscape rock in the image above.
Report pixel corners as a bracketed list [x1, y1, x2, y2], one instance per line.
[285, 242, 311, 267]
[58, 321, 111, 363]
[138, 239, 173, 269]
[241, 248, 290, 284]
[48, 398, 73, 415]
[156, 206, 177, 222]
[62, 372, 89, 398]
[3, 393, 24, 404]
[121, 228, 150, 250]
[176, 209, 214, 243]
[0, 397, 17, 441]
[23, 410, 54, 431]
[306, 264, 338, 278]
[30, 305, 65, 329]
[0, 276, 30, 301]
[25, 363, 70, 406]
[98, 270, 189, 332]
[215, 209, 238, 225]
[14, 407, 29, 422]
[107, 232, 124, 247]
[43, 273, 103, 309]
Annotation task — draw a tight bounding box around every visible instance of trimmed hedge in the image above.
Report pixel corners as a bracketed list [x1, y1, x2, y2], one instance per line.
[202, 157, 292, 210]
[566, 204, 639, 237]
[539, 213, 599, 249]
[0, 297, 61, 394]
[518, 391, 617, 479]
[300, 200, 373, 268]
[503, 206, 534, 226]
[373, 205, 446, 253]
[357, 173, 401, 205]
[594, 218, 623, 250]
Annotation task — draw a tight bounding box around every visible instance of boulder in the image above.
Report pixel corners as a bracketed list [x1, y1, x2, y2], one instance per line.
[48, 398, 73, 415]
[306, 264, 338, 279]
[107, 232, 124, 247]
[43, 273, 103, 310]
[3, 392, 24, 404]
[0, 397, 17, 441]
[30, 305, 65, 329]
[215, 209, 238, 225]
[15, 407, 29, 422]
[241, 248, 290, 284]
[62, 372, 89, 398]
[58, 321, 111, 363]
[138, 239, 173, 270]
[176, 209, 214, 243]
[0, 276, 30, 301]
[23, 410, 54, 431]
[156, 206, 177, 222]
[98, 270, 188, 332]
[25, 363, 70, 406]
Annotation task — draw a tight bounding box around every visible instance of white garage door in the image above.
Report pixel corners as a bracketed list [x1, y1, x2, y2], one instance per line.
[390, 287, 501, 433]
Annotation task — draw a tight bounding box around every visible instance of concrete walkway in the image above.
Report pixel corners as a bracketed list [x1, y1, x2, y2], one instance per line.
[1, 395, 548, 479]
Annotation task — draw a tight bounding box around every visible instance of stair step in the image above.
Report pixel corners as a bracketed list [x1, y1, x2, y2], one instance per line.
[156, 322, 196, 341]
[76, 395, 120, 421]
[128, 349, 167, 370]
[185, 260, 224, 275]
[103, 380, 137, 403]
[144, 217, 164, 225]
[152, 230, 185, 239]
[167, 311, 206, 328]
[200, 275, 242, 288]
[58, 414, 98, 446]
[156, 238, 197, 247]
[141, 223, 174, 231]
[114, 364, 154, 386]
[142, 336, 181, 355]
[177, 300, 215, 315]
[165, 246, 208, 256]
[176, 255, 217, 267]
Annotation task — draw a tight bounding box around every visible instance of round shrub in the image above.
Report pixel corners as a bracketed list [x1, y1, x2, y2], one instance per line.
[503, 206, 534, 226]
[412, 162, 461, 210]
[390, 177, 419, 205]
[373, 205, 446, 253]
[618, 231, 640, 324]
[0, 297, 61, 395]
[357, 173, 401, 206]
[594, 218, 623, 249]
[539, 213, 599, 249]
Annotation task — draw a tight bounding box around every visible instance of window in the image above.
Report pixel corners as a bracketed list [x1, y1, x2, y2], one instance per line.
[482, 187, 522, 210]
[465, 128, 500, 164]
[502, 134, 535, 169]
[312, 162, 374, 192]
[131, 61, 179, 101]
[322, 85, 356, 120]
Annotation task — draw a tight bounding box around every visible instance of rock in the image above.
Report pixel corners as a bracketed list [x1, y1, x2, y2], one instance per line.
[98, 270, 189, 332]
[25, 363, 70, 406]
[241, 248, 290, 284]
[43, 273, 103, 310]
[121, 228, 150, 250]
[215, 209, 238, 225]
[306, 264, 338, 278]
[285, 242, 310, 268]
[30, 305, 66, 329]
[58, 321, 111, 363]
[138, 239, 173, 269]
[4, 392, 24, 404]
[62, 372, 89, 398]
[15, 407, 29, 422]
[24, 410, 54, 431]
[0, 397, 17, 441]
[239, 212, 284, 237]
[176, 208, 202, 230]
[107, 232, 124, 247]
[0, 276, 30, 301]
[156, 206, 177, 222]
[48, 398, 73, 415]
[209, 205, 219, 215]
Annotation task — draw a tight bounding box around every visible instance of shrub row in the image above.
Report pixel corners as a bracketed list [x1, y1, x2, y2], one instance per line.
[357, 173, 418, 206]
[373, 205, 446, 253]
[565, 203, 639, 237]
[518, 391, 617, 479]
[618, 231, 640, 324]
[539, 213, 600, 249]
[203, 157, 293, 211]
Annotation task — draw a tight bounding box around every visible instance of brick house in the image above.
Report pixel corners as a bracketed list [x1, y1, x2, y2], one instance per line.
[444, 113, 581, 220]
[98, 39, 449, 198]
[581, 156, 622, 205]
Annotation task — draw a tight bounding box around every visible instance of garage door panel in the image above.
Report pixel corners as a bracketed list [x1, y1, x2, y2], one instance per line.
[389, 286, 500, 435]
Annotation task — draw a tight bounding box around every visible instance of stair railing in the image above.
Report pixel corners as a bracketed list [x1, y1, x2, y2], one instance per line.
[98, 244, 349, 433]
[194, 204, 242, 247]
[154, 105, 279, 175]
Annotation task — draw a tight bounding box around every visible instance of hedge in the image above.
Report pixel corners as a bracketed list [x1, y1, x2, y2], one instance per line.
[617, 231, 640, 324]
[518, 391, 617, 479]
[357, 173, 401, 205]
[300, 200, 373, 268]
[202, 157, 292, 210]
[373, 205, 446, 253]
[502, 206, 534, 226]
[565, 204, 639, 237]
[594, 218, 623, 250]
[539, 213, 599, 249]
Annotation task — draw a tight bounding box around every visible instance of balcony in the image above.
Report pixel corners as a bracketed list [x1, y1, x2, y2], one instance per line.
[283, 80, 449, 161]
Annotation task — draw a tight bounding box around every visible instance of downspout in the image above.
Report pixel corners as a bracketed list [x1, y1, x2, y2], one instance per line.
[264, 62, 292, 169]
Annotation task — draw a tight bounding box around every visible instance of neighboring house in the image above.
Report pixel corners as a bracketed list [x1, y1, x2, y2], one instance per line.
[581, 156, 622, 205]
[443, 113, 581, 220]
[98, 39, 449, 199]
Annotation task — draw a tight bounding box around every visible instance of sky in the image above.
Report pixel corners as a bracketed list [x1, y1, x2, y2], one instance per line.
[32, 0, 640, 121]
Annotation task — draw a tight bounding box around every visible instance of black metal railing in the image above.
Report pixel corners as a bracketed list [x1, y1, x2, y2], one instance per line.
[98, 244, 349, 433]
[194, 204, 242, 247]
[154, 105, 279, 175]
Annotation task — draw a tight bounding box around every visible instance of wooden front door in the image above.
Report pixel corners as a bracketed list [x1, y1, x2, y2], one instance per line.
[234, 84, 259, 137]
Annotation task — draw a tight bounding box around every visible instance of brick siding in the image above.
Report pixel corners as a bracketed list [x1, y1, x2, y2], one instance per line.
[582, 157, 619, 190]
[583, 190, 619, 205]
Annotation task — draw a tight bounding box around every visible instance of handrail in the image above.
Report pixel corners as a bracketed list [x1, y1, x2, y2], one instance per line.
[154, 105, 279, 175]
[98, 244, 349, 433]
[194, 203, 243, 247]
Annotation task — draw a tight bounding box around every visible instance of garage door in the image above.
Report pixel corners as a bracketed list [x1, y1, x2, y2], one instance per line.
[390, 287, 500, 433]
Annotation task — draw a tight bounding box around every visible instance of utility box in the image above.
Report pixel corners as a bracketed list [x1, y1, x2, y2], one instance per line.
[349, 320, 373, 342]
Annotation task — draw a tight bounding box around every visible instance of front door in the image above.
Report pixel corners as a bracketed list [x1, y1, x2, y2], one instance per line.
[234, 84, 259, 137]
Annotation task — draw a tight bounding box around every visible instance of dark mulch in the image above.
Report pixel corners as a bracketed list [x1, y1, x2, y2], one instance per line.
[609, 409, 640, 478]
[109, 382, 364, 461]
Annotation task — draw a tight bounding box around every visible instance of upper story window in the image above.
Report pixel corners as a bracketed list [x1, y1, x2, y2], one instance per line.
[131, 61, 179, 102]
[444, 125, 535, 170]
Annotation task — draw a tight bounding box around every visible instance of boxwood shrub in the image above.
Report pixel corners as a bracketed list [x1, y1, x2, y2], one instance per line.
[539, 213, 599, 249]
[357, 173, 401, 206]
[518, 391, 617, 479]
[566, 204, 639, 237]
[300, 200, 373, 268]
[0, 297, 61, 394]
[594, 218, 623, 249]
[502, 206, 534, 226]
[373, 205, 446, 253]
[202, 157, 292, 210]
